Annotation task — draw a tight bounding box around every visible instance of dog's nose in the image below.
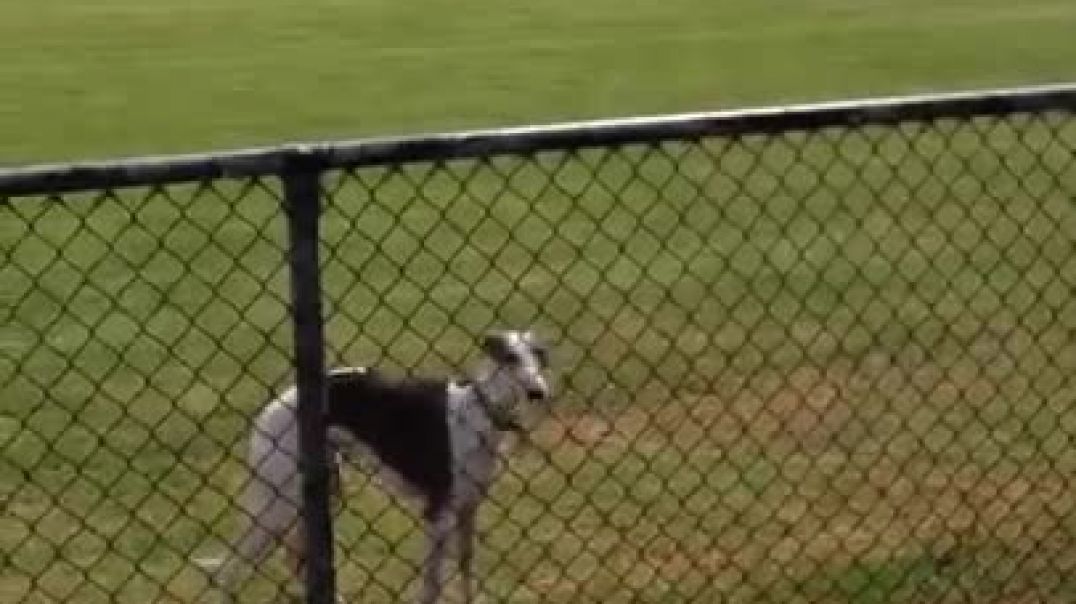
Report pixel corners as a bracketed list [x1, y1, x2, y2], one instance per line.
[526, 387, 548, 402]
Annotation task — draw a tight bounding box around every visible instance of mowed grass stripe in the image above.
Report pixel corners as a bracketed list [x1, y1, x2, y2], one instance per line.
[2, 0, 1075, 162]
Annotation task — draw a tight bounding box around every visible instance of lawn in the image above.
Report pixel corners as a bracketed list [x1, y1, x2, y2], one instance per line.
[2, 0, 1076, 602]
[2, 0, 1075, 163]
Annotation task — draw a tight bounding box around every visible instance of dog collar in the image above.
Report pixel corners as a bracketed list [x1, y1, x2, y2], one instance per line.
[460, 379, 523, 433]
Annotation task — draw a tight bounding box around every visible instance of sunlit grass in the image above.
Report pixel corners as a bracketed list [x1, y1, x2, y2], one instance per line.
[3, 0, 1076, 601]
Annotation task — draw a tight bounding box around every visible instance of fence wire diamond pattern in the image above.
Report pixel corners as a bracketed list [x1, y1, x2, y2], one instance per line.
[2, 87, 1076, 603]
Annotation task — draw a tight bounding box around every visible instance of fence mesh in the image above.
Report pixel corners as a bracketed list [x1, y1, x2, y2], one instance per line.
[3, 94, 1076, 603]
[1, 180, 298, 602]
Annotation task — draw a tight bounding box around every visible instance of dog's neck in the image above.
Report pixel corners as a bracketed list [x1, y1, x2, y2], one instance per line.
[467, 362, 525, 432]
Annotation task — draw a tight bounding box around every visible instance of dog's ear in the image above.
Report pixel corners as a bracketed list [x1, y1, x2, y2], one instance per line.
[533, 342, 549, 368]
[524, 332, 550, 367]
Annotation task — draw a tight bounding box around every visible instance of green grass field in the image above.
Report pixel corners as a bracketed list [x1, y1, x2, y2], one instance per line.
[2, 0, 1076, 163]
[3, 0, 1076, 602]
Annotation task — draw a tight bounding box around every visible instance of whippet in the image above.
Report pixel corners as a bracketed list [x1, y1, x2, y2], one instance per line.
[201, 330, 552, 603]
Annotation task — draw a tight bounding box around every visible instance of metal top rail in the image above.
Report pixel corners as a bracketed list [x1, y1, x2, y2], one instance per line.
[2, 82, 1075, 197]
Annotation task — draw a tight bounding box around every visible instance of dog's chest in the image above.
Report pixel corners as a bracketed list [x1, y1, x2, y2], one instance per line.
[445, 382, 501, 501]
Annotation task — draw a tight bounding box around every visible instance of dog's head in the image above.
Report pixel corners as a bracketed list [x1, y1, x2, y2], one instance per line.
[482, 330, 551, 405]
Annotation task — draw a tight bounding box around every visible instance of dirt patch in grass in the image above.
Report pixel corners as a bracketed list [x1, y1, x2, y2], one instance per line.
[513, 360, 1076, 602]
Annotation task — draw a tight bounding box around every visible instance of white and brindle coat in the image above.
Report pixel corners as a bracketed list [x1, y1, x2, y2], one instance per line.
[205, 330, 551, 603]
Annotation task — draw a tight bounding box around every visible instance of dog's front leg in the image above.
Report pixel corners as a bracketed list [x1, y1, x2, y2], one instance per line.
[417, 513, 454, 604]
[456, 502, 478, 604]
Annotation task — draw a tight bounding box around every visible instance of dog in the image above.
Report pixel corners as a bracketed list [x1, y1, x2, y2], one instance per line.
[200, 330, 552, 603]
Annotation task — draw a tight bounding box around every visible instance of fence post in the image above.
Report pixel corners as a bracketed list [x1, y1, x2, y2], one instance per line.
[282, 146, 335, 604]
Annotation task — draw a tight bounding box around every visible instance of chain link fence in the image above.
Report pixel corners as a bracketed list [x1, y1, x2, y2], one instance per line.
[3, 85, 1076, 603]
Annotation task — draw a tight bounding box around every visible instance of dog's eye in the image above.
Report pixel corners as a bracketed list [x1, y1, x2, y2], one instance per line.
[503, 351, 521, 364]
[533, 347, 549, 367]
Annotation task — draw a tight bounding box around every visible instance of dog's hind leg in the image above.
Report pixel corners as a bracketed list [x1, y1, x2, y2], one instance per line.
[212, 518, 277, 601]
[211, 396, 304, 602]
[282, 455, 344, 580]
[212, 476, 301, 601]
[282, 523, 306, 588]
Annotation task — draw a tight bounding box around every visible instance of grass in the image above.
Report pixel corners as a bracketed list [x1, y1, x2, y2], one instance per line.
[2, 0, 1076, 163]
[3, 0, 1076, 602]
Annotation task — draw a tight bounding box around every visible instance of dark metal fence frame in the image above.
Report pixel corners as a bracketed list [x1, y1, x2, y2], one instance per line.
[2, 83, 1076, 603]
